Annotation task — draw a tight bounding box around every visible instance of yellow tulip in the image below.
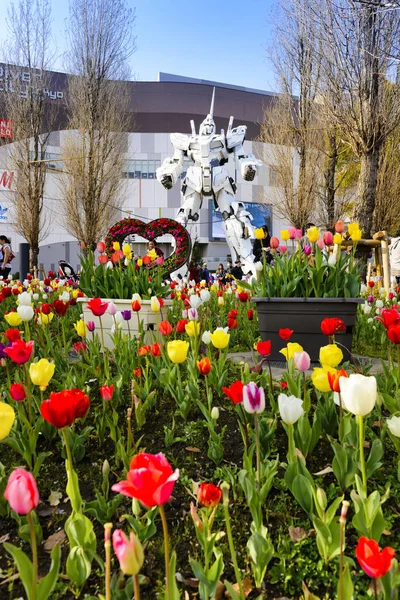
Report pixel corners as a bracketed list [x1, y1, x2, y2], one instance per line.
[210, 328, 230, 349]
[4, 312, 22, 326]
[279, 342, 304, 360]
[29, 359, 55, 391]
[333, 233, 342, 245]
[185, 321, 200, 337]
[319, 344, 343, 368]
[280, 230, 290, 242]
[137, 258, 143, 267]
[218, 297, 224, 306]
[307, 226, 320, 243]
[150, 296, 160, 312]
[74, 319, 88, 337]
[72, 290, 80, 299]
[0, 402, 15, 440]
[39, 312, 54, 325]
[351, 228, 362, 241]
[347, 222, 360, 237]
[123, 243, 132, 257]
[312, 366, 336, 392]
[147, 249, 158, 261]
[254, 228, 265, 240]
[167, 340, 189, 364]
[113, 241, 121, 251]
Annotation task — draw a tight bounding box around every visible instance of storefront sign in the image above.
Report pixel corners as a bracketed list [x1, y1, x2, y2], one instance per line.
[0, 64, 64, 101]
[0, 170, 15, 190]
[0, 119, 12, 138]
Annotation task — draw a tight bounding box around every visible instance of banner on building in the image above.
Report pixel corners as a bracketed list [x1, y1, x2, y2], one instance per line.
[0, 170, 15, 190]
[0, 119, 12, 139]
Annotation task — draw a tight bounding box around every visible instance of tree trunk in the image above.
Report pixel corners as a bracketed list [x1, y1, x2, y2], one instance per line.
[29, 245, 39, 273]
[324, 132, 338, 229]
[353, 150, 380, 238]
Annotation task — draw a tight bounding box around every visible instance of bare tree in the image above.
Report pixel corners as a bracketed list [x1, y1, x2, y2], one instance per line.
[1, 0, 55, 270]
[316, 0, 400, 237]
[59, 0, 136, 249]
[373, 126, 400, 233]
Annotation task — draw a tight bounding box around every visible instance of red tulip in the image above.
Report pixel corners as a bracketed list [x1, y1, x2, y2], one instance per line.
[356, 536, 395, 579]
[138, 345, 151, 356]
[131, 300, 141, 312]
[175, 319, 188, 333]
[228, 318, 238, 329]
[40, 388, 90, 429]
[4, 339, 34, 364]
[247, 309, 254, 321]
[87, 298, 108, 317]
[387, 323, 400, 344]
[222, 380, 244, 404]
[270, 236, 280, 249]
[228, 310, 238, 319]
[238, 292, 250, 303]
[73, 342, 86, 354]
[197, 482, 222, 507]
[159, 321, 173, 336]
[112, 452, 179, 507]
[10, 383, 26, 401]
[4, 468, 39, 515]
[323, 231, 334, 246]
[320, 317, 346, 336]
[97, 241, 106, 253]
[279, 328, 293, 341]
[100, 385, 114, 401]
[280, 380, 288, 389]
[151, 343, 162, 357]
[368, 281, 375, 288]
[5, 329, 21, 342]
[327, 368, 348, 392]
[53, 300, 68, 316]
[134, 367, 142, 378]
[257, 340, 271, 356]
[376, 308, 400, 329]
[98, 255, 108, 265]
[2, 287, 12, 298]
[40, 303, 52, 315]
[197, 357, 211, 375]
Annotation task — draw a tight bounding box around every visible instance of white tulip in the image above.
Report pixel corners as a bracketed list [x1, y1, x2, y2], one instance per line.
[254, 261, 263, 272]
[106, 261, 113, 269]
[32, 293, 39, 301]
[189, 295, 202, 309]
[339, 374, 377, 417]
[387, 415, 400, 437]
[360, 284, 367, 294]
[225, 287, 233, 294]
[17, 305, 34, 321]
[132, 293, 142, 302]
[218, 296, 224, 306]
[60, 291, 70, 302]
[278, 394, 304, 425]
[114, 311, 124, 324]
[367, 318, 374, 324]
[42, 293, 48, 299]
[376, 300, 383, 308]
[211, 407, 220, 420]
[363, 304, 372, 314]
[200, 289, 210, 303]
[18, 291, 32, 306]
[202, 330, 211, 344]
[328, 254, 337, 266]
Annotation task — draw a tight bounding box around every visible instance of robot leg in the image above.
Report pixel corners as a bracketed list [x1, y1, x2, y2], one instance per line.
[217, 191, 255, 275]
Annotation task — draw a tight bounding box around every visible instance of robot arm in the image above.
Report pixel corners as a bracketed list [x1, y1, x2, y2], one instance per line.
[226, 124, 263, 182]
[156, 133, 188, 190]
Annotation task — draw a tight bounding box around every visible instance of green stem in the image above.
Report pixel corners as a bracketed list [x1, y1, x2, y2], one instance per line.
[27, 511, 38, 600]
[62, 427, 74, 468]
[288, 423, 296, 464]
[24, 363, 32, 425]
[338, 392, 344, 443]
[61, 320, 68, 359]
[24, 320, 31, 341]
[222, 485, 245, 600]
[397, 345, 400, 381]
[373, 577, 378, 600]
[357, 415, 367, 492]
[159, 505, 171, 600]
[104, 523, 112, 600]
[99, 316, 110, 379]
[303, 373, 308, 412]
[133, 574, 141, 600]
[254, 414, 261, 489]
[238, 404, 249, 451]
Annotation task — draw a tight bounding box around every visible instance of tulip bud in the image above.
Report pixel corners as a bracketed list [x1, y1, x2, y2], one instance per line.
[211, 407, 219, 420]
[4, 468, 39, 514]
[112, 529, 144, 576]
[316, 488, 327, 512]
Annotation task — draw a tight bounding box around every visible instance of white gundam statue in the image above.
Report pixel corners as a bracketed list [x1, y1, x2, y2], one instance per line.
[156, 88, 263, 275]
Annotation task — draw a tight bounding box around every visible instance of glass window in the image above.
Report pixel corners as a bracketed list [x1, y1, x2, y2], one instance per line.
[134, 160, 142, 179]
[148, 160, 155, 179]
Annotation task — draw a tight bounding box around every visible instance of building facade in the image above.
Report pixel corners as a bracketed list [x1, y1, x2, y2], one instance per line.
[0, 68, 292, 273]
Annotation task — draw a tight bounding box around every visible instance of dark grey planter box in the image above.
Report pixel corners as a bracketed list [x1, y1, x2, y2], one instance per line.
[251, 297, 364, 362]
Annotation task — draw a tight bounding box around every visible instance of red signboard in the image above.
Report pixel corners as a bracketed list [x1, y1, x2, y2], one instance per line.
[0, 119, 12, 139]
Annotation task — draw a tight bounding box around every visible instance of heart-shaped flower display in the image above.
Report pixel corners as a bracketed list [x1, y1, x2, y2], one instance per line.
[105, 218, 191, 277]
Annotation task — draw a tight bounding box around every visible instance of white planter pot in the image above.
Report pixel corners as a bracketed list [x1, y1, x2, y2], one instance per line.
[77, 298, 173, 349]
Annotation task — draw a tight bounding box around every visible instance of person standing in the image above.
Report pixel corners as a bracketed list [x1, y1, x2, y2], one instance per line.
[215, 263, 226, 285]
[253, 225, 272, 263]
[231, 259, 244, 280]
[0, 235, 13, 279]
[201, 263, 210, 283]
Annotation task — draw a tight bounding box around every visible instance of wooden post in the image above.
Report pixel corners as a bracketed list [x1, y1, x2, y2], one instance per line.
[367, 262, 372, 283]
[381, 232, 390, 291]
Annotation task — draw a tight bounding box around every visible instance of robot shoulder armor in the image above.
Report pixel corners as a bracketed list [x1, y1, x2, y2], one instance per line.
[170, 133, 189, 151]
[226, 126, 247, 149]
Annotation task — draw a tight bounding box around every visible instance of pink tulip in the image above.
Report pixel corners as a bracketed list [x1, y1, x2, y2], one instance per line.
[288, 226, 296, 240]
[155, 256, 164, 266]
[323, 231, 334, 246]
[4, 468, 39, 515]
[317, 239, 325, 250]
[295, 229, 303, 241]
[270, 236, 280, 249]
[107, 302, 117, 315]
[278, 246, 288, 253]
[294, 351, 311, 372]
[303, 245, 312, 256]
[112, 529, 144, 576]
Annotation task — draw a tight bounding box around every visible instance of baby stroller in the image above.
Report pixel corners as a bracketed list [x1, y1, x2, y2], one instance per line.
[58, 260, 79, 283]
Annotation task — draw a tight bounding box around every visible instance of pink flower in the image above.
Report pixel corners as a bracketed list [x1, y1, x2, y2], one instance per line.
[113, 529, 144, 575]
[323, 231, 334, 245]
[4, 468, 39, 514]
[295, 229, 303, 240]
[317, 239, 325, 250]
[293, 351, 311, 372]
[243, 382, 265, 414]
[155, 257, 164, 265]
[303, 245, 312, 256]
[288, 226, 296, 240]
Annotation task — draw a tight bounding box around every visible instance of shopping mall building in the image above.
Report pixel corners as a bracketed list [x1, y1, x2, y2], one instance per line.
[0, 68, 293, 273]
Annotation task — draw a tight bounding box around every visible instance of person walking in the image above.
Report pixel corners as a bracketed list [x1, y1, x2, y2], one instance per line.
[215, 263, 226, 286]
[201, 263, 210, 283]
[0, 235, 13, 279]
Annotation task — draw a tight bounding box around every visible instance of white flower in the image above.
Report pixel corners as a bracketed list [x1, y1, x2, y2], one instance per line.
[132, 293, 142, 302]
[60, 291, 70, 302]
[363, 304, 372, 314]
[182, 309, 188, 319]
[200, 289, 211, 303]
[367, 318, 373, 324]
[278, 394, 304, 425]
[211, 407, 219, 420]
[42, 293, 48, 299]
[225, 287, 233, 294]
[376, 300, 384, 308]
[328, 254, 337, 266]
[18, 291, 32, 306]
[114, 311, 124, 324]
[218, 296, 224, 306]
[339, 374, 377, 417]
[202, 330, 211, 344]
[32, 293, 39, 301]
[243, 383, 265, 414]
[360, 284, 367, 294]
[17, 305, 34, 321]
[375, 309, 381, 315]
[254, 261, 263, 272]
[387, 415, 400, 437]
[189, 295, 202, 309]
[106, 261, 113, 269]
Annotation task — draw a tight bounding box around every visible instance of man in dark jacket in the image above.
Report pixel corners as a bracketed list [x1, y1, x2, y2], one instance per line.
[231, 260, 244, 280]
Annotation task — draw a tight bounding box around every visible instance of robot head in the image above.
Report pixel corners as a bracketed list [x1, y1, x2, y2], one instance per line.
[199, 88, 216, 137]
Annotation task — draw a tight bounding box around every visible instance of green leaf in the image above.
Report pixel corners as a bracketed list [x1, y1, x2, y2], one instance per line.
[4, 542, 33, 600]
[224, 580, 242, 600]
[292, 474, 314, 517]
[366, 439, 383, 479]
[337, 562, 354, 600]
[37, 543, 61, 600]
[167, 551, 181, 600]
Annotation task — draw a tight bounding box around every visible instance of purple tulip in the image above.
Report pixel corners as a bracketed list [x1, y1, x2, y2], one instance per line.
[121, 310, 132, 321]
[87, 321, 96, 332]
[243, 382, 265, 414]
[303, 245, 312, 256]
[0, 342, 8, 360]
[368, 295, 374, 304]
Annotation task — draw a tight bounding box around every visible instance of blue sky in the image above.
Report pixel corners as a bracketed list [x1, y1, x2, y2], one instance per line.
[1, 0, 278, 92]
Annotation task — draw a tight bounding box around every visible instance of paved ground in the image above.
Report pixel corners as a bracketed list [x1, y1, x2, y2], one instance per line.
[227, 351, 385, 377]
